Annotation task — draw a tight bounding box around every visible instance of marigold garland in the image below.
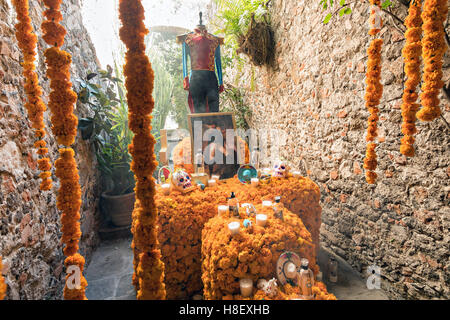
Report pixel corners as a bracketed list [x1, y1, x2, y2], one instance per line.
[0, 258, 6, 300]
[12, 0, 52, 190]
[41, 0, 86, 300]
[363, 0, 383, 184]
[417, 0, 448, 121]
[400, 0, 423, 157]
[119, 0, 166, 300]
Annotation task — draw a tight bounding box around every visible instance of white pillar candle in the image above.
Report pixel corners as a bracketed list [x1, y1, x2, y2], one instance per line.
[208, 179, 216, 187]
[293, 171, 301, 178]
[285, 262, 297, 279]
[161, 183, 170, 195]
[256, 214, 267, 227]
[239, 278, 253, 298]
[262, 200, 272, 208]
[251, 178, 259, 187]
[228, 221, 240, 235]
[212, 175, 220, 182]
[218, 205, 228, 216]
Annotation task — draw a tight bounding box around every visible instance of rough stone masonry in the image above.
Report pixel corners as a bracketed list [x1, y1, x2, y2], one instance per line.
[226, 0, 449, 299]
[0, 0, 100, 299]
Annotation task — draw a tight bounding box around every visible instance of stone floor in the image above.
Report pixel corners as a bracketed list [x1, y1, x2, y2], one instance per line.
[85, 237, 389, 300]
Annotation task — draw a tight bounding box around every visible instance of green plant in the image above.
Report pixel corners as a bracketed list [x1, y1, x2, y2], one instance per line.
[212, 0, 272, 65]
[220, 84, 252, 130]
[320, 0, 393, 24]
[76, 65, 135, 196]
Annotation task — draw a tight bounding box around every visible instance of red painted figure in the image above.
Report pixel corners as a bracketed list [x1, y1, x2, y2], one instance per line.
[177, 14, 224, 113]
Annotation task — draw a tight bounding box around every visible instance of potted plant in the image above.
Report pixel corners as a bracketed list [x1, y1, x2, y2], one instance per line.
[76, 65, 135, 227]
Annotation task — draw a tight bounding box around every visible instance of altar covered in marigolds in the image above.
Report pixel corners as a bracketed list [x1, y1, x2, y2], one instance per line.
[132, 170, 335, 300]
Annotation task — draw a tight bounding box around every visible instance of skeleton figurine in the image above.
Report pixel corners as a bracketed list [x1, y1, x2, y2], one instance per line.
[257, 278, 278, 298]
[170, 169, 195, 193]
[272, 160, 289, 178]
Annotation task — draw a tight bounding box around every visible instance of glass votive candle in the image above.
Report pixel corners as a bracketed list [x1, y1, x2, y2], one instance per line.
[161, 183, 170, 195]
[293, 171, 301, 178]
[251, 178, 259, 187]
[262, 200, 272, 208]
[218, 205, 228, 216]
[208, 179, 216, 187]
[239, 278, 253, 298]
[256, 214, 267, 227]
[228, 221, 240, 235]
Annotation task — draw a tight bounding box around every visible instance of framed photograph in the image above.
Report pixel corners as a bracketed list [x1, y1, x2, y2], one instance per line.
[188, 112, 241, 179]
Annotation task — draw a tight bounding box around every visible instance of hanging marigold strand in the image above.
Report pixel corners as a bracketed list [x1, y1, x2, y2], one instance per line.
[12, 0, 52, 190]
[0, 258, 6, 300]
[417, 0, 448, 121]
[41, 0, 87, 300]
[363, 0, 383, 184]
[400, 0, 423, 157]
[119, 0, 166, 300]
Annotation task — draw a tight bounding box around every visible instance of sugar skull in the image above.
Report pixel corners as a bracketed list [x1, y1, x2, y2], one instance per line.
[257, 278, 278, 298]
[170, 169, 194, 193]
[272, 160, 289, 178]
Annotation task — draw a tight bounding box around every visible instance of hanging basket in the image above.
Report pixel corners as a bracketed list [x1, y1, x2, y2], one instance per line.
[237, 14, 275, 67]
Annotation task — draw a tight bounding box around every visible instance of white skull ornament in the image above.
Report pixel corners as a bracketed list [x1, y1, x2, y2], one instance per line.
[170, 169, 194, 193]
[257, 278, 278, 298]
[272, 160, 289, 178]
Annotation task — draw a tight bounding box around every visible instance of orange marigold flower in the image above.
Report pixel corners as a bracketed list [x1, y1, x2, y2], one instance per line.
[12, 0, 52, 190]
[417, 0, 448, 121]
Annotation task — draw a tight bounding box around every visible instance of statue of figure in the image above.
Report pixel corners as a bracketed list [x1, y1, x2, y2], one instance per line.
[177, 12, 224, 113]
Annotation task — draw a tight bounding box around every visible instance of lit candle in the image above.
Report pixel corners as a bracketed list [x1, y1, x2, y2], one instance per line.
[161, 183, 170, 195]
[262, 200, 272, 208]
[256, 214, 267, 227]
[218, 205, 228, 216]
[293, 171, 301, 178]
[228, 221, 240, 235]
[208, 179, 216, 187]
[251, 178, 259, 187]
[284, 262, 297, 279]
[239, 278, 253, 298]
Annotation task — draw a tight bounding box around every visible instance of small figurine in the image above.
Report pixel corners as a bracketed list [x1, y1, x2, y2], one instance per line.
[272, 160, 289, 178]
[257, 278, 278, 298]
[243, 219, 252, 228]
[170, 169, 195, 193]
[241, 203, 256, 217]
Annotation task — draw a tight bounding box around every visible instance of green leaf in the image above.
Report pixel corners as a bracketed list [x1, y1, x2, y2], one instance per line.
[87, 73, 98, 80]
[344, 7, 352, 14]
[381, 0, 392, 9]
[323, 13, 332, 24]
[339, 8, 346, 17]
[339, 0, 345, 6]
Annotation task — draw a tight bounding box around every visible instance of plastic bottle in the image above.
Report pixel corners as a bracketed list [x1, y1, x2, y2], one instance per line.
[328, 257, 338, 283]
[297, 258, 314, 300]
[228, 192, 239, 217]
[250, 147, 260, 169]
[194, 148, 205, 174]
[273, 196, 283, 221]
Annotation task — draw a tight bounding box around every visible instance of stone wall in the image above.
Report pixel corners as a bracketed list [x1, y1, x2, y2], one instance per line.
[0, 0, 100, 299]
[227, 0, 450, 299]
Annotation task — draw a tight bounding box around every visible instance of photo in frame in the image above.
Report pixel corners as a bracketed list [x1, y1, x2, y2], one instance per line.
[188, 112, 242, 179]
